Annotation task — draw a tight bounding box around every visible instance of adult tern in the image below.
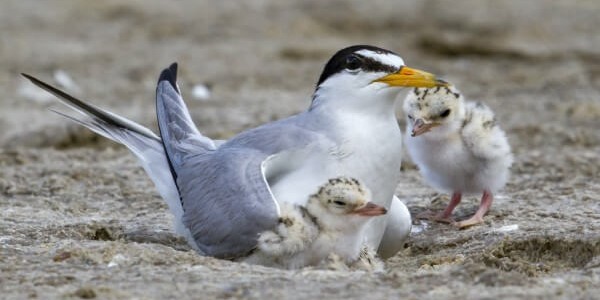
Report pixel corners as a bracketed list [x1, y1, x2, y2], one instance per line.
[23, 45, 447, 259]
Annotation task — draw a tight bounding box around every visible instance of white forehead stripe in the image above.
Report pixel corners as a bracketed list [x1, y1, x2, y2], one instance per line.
[356, 49, 405, 68]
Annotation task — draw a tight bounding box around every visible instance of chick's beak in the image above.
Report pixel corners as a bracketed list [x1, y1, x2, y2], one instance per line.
[352, 202, 387, 216]
[373, 66, 448, 88]
[411, 118, 438, 137]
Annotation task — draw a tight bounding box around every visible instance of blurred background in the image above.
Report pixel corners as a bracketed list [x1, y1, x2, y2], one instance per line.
[2, 0, 599, 150]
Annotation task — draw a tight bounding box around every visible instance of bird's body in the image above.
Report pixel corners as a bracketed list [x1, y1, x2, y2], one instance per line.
[243, 177, 386, 269]
[403, 85, 513, 227]
[23, 45, 447, 259]
[249, 101, 404, 251]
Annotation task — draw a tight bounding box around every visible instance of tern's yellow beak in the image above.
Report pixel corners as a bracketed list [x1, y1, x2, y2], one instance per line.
[373, 66, 448, 88]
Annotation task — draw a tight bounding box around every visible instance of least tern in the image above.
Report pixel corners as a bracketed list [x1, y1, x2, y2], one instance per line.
[403, 85, 513, 228]
[243, 176, 386, 269]
[23, 45, 447, 259]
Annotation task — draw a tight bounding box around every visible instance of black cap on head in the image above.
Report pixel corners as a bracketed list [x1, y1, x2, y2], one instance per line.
[316, 45, 400, 87]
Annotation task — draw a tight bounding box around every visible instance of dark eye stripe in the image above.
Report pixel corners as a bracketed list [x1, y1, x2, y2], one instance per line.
[360, 56, 397, 74]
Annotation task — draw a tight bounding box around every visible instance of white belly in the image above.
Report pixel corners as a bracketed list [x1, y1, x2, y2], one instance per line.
[269, 118, 403, 249]
[406, 132, 489, 194]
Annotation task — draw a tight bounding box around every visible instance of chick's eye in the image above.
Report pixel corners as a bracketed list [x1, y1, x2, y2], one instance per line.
[440, 109, 451, 118]
[333, 200, 346, 206]
[407, 115, 414, 120]
[345, 55, 361, 71]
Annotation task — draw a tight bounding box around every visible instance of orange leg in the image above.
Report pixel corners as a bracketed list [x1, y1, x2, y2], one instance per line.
[454, 190, 493, 228]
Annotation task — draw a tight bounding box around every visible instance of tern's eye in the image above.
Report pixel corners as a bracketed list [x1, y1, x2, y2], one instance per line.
[333, 200, 346, 206]
[440, 109, 451, 118]
[345, 55, 362, 71]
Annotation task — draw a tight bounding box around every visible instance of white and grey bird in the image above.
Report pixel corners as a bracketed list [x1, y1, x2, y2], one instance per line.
[22, 45, 447, 259]
[403, 85, 513, 228]
[242, 176, 386, 269]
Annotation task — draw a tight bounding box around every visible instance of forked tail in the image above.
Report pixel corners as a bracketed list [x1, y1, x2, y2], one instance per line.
[21, 73, 193, 246]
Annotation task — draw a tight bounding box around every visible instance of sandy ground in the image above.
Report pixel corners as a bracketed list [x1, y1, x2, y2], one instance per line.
[1, 1, 599, 299]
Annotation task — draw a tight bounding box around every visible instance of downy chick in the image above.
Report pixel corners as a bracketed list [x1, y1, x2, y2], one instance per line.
[243, 177, 386, 269]
[403, 85, 513, 228]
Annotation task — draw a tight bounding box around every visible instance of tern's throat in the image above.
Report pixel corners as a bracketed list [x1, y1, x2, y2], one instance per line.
[310, 86, 406, 118]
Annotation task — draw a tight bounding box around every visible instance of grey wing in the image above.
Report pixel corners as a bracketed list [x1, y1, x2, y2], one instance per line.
[155, 63, 217, 169]
[153, 64, 328, 258]
[155, 63, 279, 258]
[178, 148, 282, 259]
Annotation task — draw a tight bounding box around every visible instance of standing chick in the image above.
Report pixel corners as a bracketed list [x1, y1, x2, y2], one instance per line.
[242, 177, 387, 269]
[403, 85, 513, 228]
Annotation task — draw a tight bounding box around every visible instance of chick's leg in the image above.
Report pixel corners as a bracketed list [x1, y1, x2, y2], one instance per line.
[417, 192, 461, 223]
[436, 192, 462, 221]
[455, 190, 492, 228]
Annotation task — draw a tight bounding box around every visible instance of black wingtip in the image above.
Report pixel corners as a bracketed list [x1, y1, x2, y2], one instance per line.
[21, 73, 36, 82]
[20, 73, 55, 92]
[158, 62, 178, 91]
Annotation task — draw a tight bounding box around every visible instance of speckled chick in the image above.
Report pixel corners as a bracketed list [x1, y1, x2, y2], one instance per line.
[403, 85, 513, 228]
[242, 177, 386, 269]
